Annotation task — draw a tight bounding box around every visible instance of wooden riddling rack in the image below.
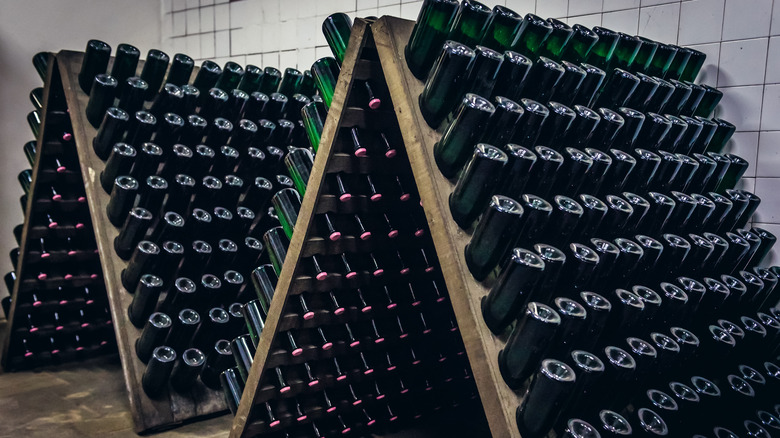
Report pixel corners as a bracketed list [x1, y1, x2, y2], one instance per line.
[230, 19, 491, 438]
[2, 55, 113, 372]
[57, 52, 229, 433]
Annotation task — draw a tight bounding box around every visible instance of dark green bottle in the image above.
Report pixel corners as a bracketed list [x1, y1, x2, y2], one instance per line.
[258, 67, 282, 95]
[322, 13, 353, 65]
[513, 98, 549, 146]
[27, 110, 41, 139]
[522, 56, 564, 103]
[111, 44, 140, 86]
[298, 70, 317, 97]
[482, 248, 545, 334]
[707, 119, 736, 154]
[516, 359, 577, 437]
[165, 53, 194, 87]
[465, 195, 525, 281]
[679, 82, 706, 117]
[632, 36, 658, 74]
[491, 50, 533, 101]
[594, 68, 639, 110]
[537, 102, 576, 148]
[140, 49, 170, 100]
[480, 96, 525, 148]
[449, 144, 508, 229]
[405, 0, 460, 79]
[237, 65, 262, 94]
[418, 41, 475, 128]
[510, 13, 553, 59]
[625, 73, 659, 112]
[301, 100, 328, 152]
[479, 5, 524, 53]
[586, 27, 619, 70]
[32, 52, 51, 82]
[272, 188, 302, 239]
[277, 68, 303, 97]
[567, 106, 602, 150]
[23, 141, 36, 167]
[645, 43, 678, 78]
[609, 33, 642, 72]
[666, 46, 692, 81]
[574, 63, 606, 108]
[538, 18, 573, 61]
[549, 61, 586, 107]
[561, 24, 599, 64]
[498, 144, 537, 199]
[192, 60, 222, 96]
[311, 58, 340, 107]
[460, 45, 504, 99]
[214, 61, 244, 92]
[285, 147, 314, 196]
[664, 79, 692, 116]
[694, 84, 723, 118]
[29, 88, 43, 111]
[263, 227, 290, 275]
[86, 74, 119, 128]
[434, 94, 495, 178]
[447, 0, 492, 48]
[680, 48, 706, 83]
[499, 303, 561, 389]
[78, 39, 111, 94]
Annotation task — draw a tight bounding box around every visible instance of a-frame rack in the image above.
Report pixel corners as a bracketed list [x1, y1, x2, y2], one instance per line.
[230, 17, 516, 438]
[2, 55, 112, 372]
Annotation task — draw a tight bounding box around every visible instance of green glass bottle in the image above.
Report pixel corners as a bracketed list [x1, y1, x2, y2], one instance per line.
[538, 18, 573, 61]
[23, 141, 36, 167]
[272, 188, 302, 239]
[285, 147, 314, 195]
[561, 24, 599, 64]
[299, 70, 317, 97]
[479, 5, 524, 53]
[140, 49, 170, 100]
[111, 44, 140, 86]
[625, 73, 659, 112]
[258, 67, 282, 95]
[277, 68, 303, 96]
[491, 50, 533, 101]
[86, 74, 119, 128]
[322, 12, 353, 65]
[465, 195, 525, 281]
[645, 43, 678, 78]
[482, 248, 545, 334]
[461, 46, 504, 100]
[694, 84, 723, 118]
[78, 39, 111, 94]
[664, 79, 692, 116]
[32, 52, 51, 82]
[449, 144, 508, 229]
[707, 119, 736, 154]
[237, 65, 262, 94]
[301, 100, 328, 152]
[666, 46, 692, 81]
[214, 61, 244, 92]
[646, 77, 675, 114]
[550, 61, 587, 107]
[405, 0, 460, 80]
[522, 56, 565, 103]
[480, 96, 525, 148]
[311, 58, 340, 107]
[574, 63, 606, 108]
[609, 33, 642, 72]
[447, 0, 492, 48]
[679, 81, 706, 117]
[680, 48, 706, 83]
[263, 226, 290, 275]
[594, 68, 640, 110]
[192, 60, 222, 96]
[510, 13, 553, 59]
[434, 94, 495, 178]
[165, 53, 194, 87]
[586, 27, 619, 70]
[418, 41, 475, 128]
[26, 110, 41, 139]
[632, 36, 658, 74]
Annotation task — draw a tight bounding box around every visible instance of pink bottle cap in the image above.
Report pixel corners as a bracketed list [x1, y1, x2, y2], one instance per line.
[322, 342, 333, 350]
[51, 349, 60, 355]
[64, 274, 73, 280]
[412, 359, 421, 365]
[334, 307, 346, 316]
[361, 306, 372, 313]
[387, 365, 397, 371]
[425, 386, 433, 391]
[86, 300, 94, 305]
[78, 196, 86, 202]
[76, 223, 85, 229]
[370, 193, 382, 202]
[342, 428, 351, 435]
[62, 133, 72, 141]
[48, 222, 58, 228]
[389, 416, 398, 422]
[387, 303, 397, 310]
[401, 388, 410, 394]
[376, 394, 386, 401]
[279, 386, 291, 394]
[425, 267, 435, 273]
[292, 348, 303, 357]
[297, 415, 307, 422]
[400, 268, 410, 275]
[368, 98, 381, 110]
[336, 375, 347, 382]
[385, 149, 397, 158]
[56, 325, 63, 331]
[81, 323, 90, 328]
[388, 230, 399, 238]
[349, 340, 360, 348]
[415, 229, 425, 237]
[58, 300, 68, 305]
[90, 273, 98, 279]
[327, 406, 338, 413]
[450, 326, 458, 332]
[41, 252, 50, 258]
[37, 273, 47, 280]
[399, 333, 409, 339]
[339, 193, 352, 202]
[438, 356, 447, 363]
[352, 399, 362, 406]
[67, 250, 77, 256]
[329, 231, 342, 241]
[414, 414, 422, 420]
[51, 194, 62, 201]
[24, 352, 33, 357]
[316, 272, 328, 281]
[400, 193, 411, 201]
[33, 301, 42, 307]
[423, 329, 432, 334]
[445, 377, 453, 383]
[345, 272, 357, 279]
[411, 300, 421, 307]
[354, 147, 367, 157]
[56, 166, 66, 173]
[308, 380, 319, 387]
[373, 269, 384, 277]
[76, 346, 84, 351]
[269, 420, 281, 428]
[437, 297, 447, 303]
[360, 231, 372, 240]
[303, 311, 315, 320]
[29, 327, 38, 333]
[367, 419, 377, 426]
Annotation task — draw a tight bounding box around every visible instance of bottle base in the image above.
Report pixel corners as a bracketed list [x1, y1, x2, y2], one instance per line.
[418, 93, 444, 129]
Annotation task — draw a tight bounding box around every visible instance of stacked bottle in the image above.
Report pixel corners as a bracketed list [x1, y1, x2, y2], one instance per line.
[5, 52, 112, 371]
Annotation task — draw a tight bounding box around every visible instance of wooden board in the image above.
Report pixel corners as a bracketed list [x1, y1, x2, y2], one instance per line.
[56, 50, 228, 434]
[373, 16, 522, 438]
[229, 19, 374, 438]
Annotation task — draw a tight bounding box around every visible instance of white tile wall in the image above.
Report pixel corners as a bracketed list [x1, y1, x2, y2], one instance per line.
[157, 0, 780, 267]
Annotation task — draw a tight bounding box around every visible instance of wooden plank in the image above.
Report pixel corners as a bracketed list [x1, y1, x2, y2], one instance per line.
[373, 16, 522, 438]
[229, 19, 373, 438]
[56, 50, 227, 434]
